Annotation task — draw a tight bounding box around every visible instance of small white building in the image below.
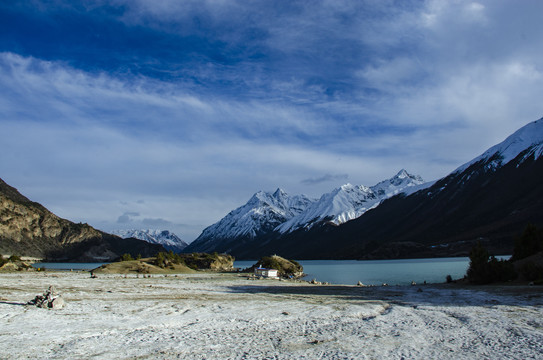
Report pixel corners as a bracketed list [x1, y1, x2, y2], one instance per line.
[254, 267, 279, 278]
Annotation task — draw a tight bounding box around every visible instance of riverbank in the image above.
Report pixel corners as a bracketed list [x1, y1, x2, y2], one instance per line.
[0, 272, 541, 359]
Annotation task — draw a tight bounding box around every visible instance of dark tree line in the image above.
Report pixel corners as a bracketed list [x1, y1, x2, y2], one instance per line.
[467, 224, 543, 284]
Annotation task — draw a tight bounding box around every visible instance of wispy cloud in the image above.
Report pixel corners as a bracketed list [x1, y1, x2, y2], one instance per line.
[301, 174, 349, 186]
[117, 212, 140, 224]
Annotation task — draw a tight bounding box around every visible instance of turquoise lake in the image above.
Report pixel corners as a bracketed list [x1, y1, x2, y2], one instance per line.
[32, 256, 510, 286]
[32, 263, 108, 271]
[235, 256, 511, 286]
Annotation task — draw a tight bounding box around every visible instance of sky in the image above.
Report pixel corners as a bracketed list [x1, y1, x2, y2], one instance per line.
[1, 0, 543, 242]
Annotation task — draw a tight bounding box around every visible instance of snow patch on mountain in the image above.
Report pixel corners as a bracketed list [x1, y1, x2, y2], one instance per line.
[195, 189, 315, 242]
[111, 229, 188, 252]
[454, 118, 543, 174]
[277, 170, 425, 233]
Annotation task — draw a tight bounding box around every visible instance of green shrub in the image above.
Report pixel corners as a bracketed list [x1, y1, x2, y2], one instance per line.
[120, 253, 134, 261]
[154, 251, 184, 268]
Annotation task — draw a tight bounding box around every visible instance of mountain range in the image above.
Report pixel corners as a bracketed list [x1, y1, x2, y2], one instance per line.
[184, 169, 426, 255]
[111, 229, 188, 253]
[186, 118, 543, 259]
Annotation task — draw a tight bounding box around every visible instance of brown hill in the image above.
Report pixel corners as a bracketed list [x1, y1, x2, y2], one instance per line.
[0, 178, 164, 261]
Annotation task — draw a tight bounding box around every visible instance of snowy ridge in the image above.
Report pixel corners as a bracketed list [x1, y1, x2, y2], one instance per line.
[277, 170, 425, 233]
[454, 118, 543, 173]
[195, 189, 315, 242]
[111, 229, 188, 252]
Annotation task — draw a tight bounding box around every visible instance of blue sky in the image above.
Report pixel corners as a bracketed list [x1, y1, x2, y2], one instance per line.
[1, 0, 543, 241]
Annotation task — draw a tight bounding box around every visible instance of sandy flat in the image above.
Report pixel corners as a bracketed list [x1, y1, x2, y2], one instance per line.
[0, 272, 542, 359]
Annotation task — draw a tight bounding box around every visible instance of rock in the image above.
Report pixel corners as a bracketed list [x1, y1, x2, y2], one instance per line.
[50, 296, 65, 309]
[27, 286, 65, 310]
[357, 281, 364, 286]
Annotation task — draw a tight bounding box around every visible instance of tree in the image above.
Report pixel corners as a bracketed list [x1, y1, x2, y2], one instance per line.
[467, 242, 490, 284]
[467, 242, 516, 284]
[512, 224, 543, 261]
[154, 252, 167, 268]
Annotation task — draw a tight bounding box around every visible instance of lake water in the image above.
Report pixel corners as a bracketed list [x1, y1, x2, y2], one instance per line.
[32, 256, 510, 285]
[234, 256, 511, 286]
[32, 263, 109, 271]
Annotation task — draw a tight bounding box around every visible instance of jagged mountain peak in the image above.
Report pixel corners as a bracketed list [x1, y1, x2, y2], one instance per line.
[184, 189, 315, 253]
[273, 187, 287, 198]
[277, 170, 425, 234]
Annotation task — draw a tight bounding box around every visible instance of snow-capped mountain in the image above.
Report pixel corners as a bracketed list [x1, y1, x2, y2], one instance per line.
[183, 189, 315, 253]
[455, 118, 543, 173]
[277, 170, 425, 233]
[111, 229, 188, 253]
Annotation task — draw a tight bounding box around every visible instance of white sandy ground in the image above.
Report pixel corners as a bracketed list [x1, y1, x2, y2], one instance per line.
[0, 272, 542, 359]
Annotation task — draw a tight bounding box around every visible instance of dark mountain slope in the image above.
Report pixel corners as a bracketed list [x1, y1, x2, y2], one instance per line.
[252, 150, 543, 260]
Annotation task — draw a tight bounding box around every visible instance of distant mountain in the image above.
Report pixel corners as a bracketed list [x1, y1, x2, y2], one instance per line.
[248, 118, 543, 260]
[277, 169, 425, 233]
[0, 178, 165, 261]
[186, 170, 425, 256]
[183, 189, 315, 254]
[111, 229, 188, 253]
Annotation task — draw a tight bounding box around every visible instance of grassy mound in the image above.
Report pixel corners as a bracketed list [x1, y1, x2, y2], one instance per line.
[92, 258, 196, 274]
[246, 255, 304, 279]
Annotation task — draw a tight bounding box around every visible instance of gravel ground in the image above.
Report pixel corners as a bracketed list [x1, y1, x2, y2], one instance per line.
[0, 272, 542, 359]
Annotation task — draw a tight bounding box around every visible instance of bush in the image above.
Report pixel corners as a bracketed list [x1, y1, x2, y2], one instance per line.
[120, 253, 134, 261]
[8, 255, 21, 262]
[154, 251, 184, 268]
[519, 262, 543, 282]
[467, 242, 517, 284]
[446, 274, 453, 283]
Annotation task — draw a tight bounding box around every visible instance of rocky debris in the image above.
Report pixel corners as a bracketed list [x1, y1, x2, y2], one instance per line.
[27, 286, 65, 309]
